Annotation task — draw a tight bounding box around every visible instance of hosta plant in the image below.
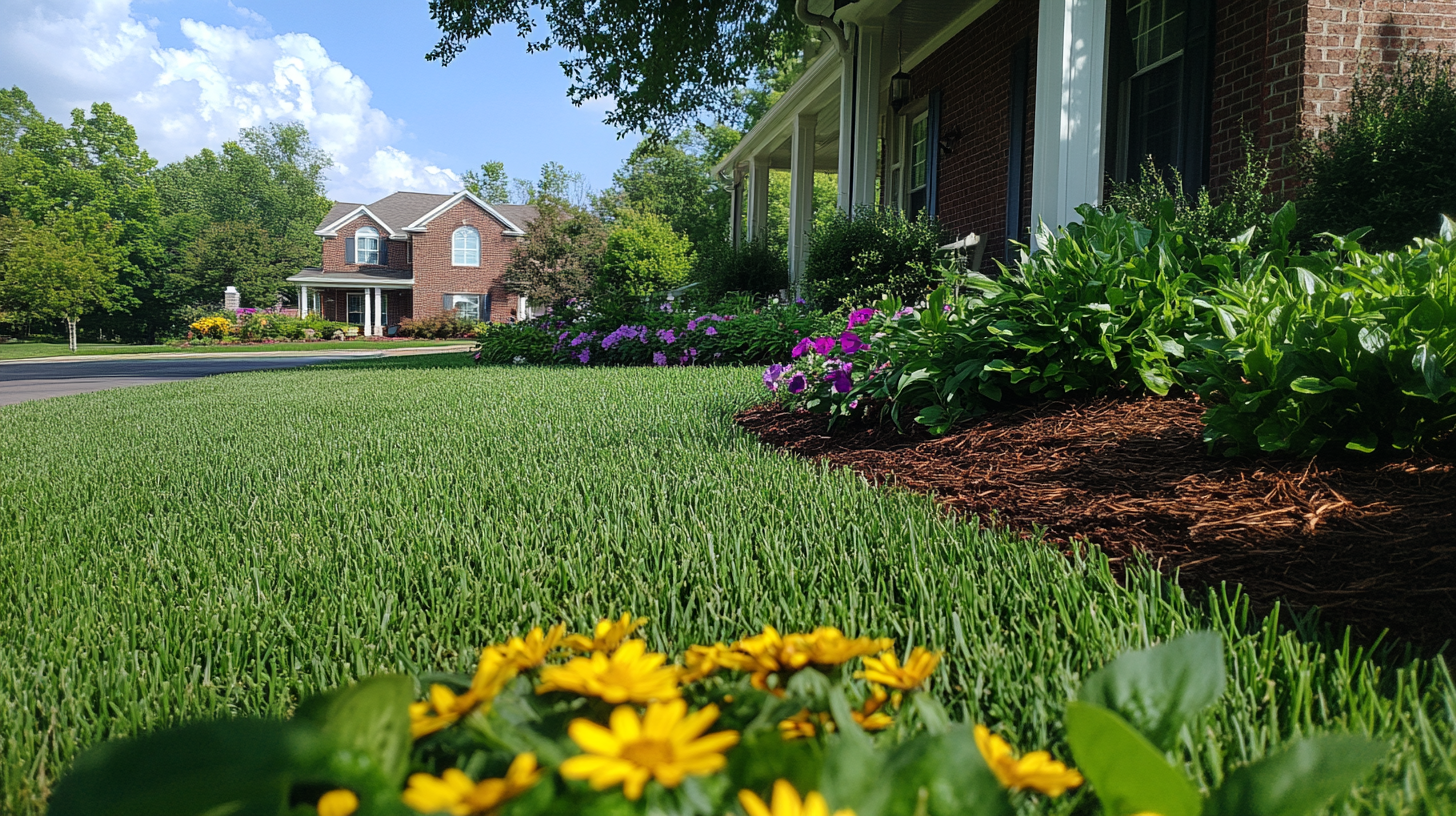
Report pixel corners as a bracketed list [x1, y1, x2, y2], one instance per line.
[47, 618, 1382, 816]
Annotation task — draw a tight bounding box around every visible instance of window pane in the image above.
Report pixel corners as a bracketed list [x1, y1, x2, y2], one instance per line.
[453, 227, 479, 266]
[1128, 0, 1186, 72]
[347, 293, 364, 325]
[450, 294, 479, 316]
[910, 117, 929, 191]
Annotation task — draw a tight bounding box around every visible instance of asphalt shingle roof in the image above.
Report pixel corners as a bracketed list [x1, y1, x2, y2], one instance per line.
[316, 192, 539, 234]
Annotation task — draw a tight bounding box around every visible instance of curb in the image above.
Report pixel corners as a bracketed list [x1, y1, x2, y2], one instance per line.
[0, 345, 472, 366]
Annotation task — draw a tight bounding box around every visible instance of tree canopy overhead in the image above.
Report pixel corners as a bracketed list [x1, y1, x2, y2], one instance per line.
[425, 0, 811, 134]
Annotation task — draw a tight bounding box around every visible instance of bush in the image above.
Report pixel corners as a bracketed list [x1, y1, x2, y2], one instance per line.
[399, 313, 480, 339]
[48, 622, 1384, 816]
[804, 207, 949, 311]
[1188, 211, 1456, 455]
[189, 315, 233, 339]
[689, 238, 788, 302]
[595, 209, 694, 297]
[772, 205, 1220, 432]
[1105, 136, 1275, 247]
[1298, 50, 1456, 250]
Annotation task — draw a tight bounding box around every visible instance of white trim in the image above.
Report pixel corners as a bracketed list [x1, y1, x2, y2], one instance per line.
[788, 111, 818, 295]
[711, 52, 842, 178]
[851, 24, 883, 211]
[286, 274, 415, 287]
[403, 190, 526, 236]
[452, 225, 481, 266]
[1030, 0, 1108, 240]
[355, 226, 381, 266]
[314, 205, 401, 239]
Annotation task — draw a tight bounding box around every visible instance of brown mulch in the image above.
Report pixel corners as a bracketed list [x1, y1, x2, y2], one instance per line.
[736, 397, 1456, 647]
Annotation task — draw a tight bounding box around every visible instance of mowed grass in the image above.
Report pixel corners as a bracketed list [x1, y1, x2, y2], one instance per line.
[0, 357, 1451, 815]
[0, 339, 466, 360]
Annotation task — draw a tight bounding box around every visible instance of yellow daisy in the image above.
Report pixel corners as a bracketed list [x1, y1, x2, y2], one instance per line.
[564, 613, 647, 653]
[681, 642, 753, 682]
[777, 689, 893, 741]
[858, 648, 942, 691]
[739, 780, 856, 816]
[974, 725, 1084, 797]
[501, 623, 567, 670]
[537, 639, 681, 703]
[401, 753, 541, 815]
[316, 789, 358, 816]
[410, 647, 519, 738]
[560, 700, 740, 800]
[731, 627, 892, 691]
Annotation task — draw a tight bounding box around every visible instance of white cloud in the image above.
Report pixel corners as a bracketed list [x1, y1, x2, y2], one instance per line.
[0, 0, 459, 201]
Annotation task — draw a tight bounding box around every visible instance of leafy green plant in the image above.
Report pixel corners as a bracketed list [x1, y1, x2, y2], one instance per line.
[690, 239, 788, 303]
[1105, 135, 1275, 248]
[1187, 209, 1456, 455]
[398, 313, 480, 340]
[804, 208, 949, 311]
[595, 210, 694, 297]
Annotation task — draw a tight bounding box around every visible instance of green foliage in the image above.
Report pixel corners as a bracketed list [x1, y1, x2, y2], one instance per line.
[504, 200, 609, 305]
[606, 129, 731, 253]
[174, 221, 311, 309]
[804, 208, 949, 311]
[462, 160, 512, 203]
[1105, 137, 1275, 247]
[689, 239, 788, 302]
[0, 212, 125, 348]
[472, 320, 556, 364]
[398, 312, 481, 340]
[0, 362, 1452, 814]
[1298, 50, 1456, 250]
[595, 210, 694, 297]
[1188, 210, 1456, 455]
[235, 313, 352, 342]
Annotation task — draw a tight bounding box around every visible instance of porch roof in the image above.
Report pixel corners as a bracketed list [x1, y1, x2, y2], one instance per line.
[287, 268, 414, 288]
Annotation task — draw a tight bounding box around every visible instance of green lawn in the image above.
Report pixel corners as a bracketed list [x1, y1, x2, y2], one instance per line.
[0, 340, 468, 360]
[0, 358, 1451, 815]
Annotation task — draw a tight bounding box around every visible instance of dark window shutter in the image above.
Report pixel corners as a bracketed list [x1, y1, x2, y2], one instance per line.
[345, 236, 355, 264]
[479, 293, 490, 322]
[926, 88, 942, 218]
[379, 240, 389, 266]
[1005, 39, 1031, 262]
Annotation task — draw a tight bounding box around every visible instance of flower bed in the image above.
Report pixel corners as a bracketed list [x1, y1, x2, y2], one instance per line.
[48, 615, 1381, 816]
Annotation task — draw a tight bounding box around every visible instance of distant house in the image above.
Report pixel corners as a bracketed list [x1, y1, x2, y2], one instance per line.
[288, 191, 538, 335]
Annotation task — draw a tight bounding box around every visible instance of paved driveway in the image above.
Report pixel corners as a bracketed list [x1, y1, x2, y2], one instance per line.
[0, 354, 374, 406]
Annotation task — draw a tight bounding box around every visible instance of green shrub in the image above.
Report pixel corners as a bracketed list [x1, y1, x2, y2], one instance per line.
[234, 314, 350, 341]
[1105, 136, 1275, 247]
[472, 321, 555, 364]
[689, 238, 788, 302]
[398, 313, 479, 339]
[595, 209, 694, 297]
[804, 207, 949, 311]
[1188, 210, 1456, 455]
[1298, 50, 1456, 250]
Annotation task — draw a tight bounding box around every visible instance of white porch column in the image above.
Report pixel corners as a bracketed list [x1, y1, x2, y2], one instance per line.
[373, 287, 383, 335]
[299, 285, 308, 318]
[746, 155, 771, 243]
[1030, 0, 1108, 241]
[836, 34, 856, 214]
[788, 112, 818, 296]
[730, 165, 746, 249]
[851, 25, 883, 212]
[362, 288, 373, 337]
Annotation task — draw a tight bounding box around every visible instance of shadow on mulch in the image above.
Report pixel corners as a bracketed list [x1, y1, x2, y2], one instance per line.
[736, 396, 1456, 648]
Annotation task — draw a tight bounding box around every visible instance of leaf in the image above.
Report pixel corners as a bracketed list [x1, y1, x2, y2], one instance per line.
[1345, 433, 1379, 453]
[1271, 201, 1297, 243]
[1412, 344, 1451, 395]
[1204, 734, 1387, 816]
[1405, 298, 1444, 333]
[294, 674, 414, 787]
[1295, 268, 1324, 296]
[1140, 368, 1173, 395]
[47, 718, 316, 816]
[1357, 326, 1388, 357]
[882, 726, 1011, 816]
[1076, 632, 1226, 751]
[1064, 702, 1203, 816]
[1441, 213, 1455, 242]
[819, 727, 887, 816]
[1290, 377, 1335, 394]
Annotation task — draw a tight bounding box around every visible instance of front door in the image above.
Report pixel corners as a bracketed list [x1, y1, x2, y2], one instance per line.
[346, 293, 364, 325]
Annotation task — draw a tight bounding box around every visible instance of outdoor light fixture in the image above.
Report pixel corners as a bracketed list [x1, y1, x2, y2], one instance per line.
[890, 70, 913, 111]
[939, 127, 963, 156]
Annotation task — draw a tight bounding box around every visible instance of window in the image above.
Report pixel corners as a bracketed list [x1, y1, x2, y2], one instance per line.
[447, 293, 481, 318]
[355, 227, 380, 265]
[407, 239, 413, 264]
[346, 292, 365, 325]
[908, 113, 930, 218]
[452, 226, 480, 266]
[1110, 0, 1211, 188]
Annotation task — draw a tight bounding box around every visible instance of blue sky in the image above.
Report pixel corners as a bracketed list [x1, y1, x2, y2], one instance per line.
[0, 0, 641, 202]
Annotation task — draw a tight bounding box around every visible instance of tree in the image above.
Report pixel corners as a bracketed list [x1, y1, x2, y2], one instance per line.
[173, 221, 312, 309]
[462, 161, 512, 203]
[503, 200, 609, 304]
[0, 214, 123, 350]
[595, 209, 694, 297]
[426, 0, 811, 134]
[514, 161, 594, 208]
[607, 128, 733, 252]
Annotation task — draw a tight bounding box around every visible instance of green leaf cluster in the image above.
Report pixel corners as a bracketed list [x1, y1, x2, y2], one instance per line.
[596, 210, 695, 298]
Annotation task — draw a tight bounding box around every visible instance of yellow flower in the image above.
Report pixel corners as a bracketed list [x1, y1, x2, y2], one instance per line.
[500, 623, 566, 670]
[560, 700, 740, 800]
[778, 689, 892, 741]
[564, 613, 647, 653]
[537, 639, 681, 703]
[731, 627, 892, 691]
[681, 642, 754, 682]
[778, 710, 821, 740]
[401, 753, 541, 815]
[974, 725, 1084, 797]
[858, 648, 942, 691]
[739, 780, 856, 816]
[410, 647, 519, 738]
[316, 788, 358, 816]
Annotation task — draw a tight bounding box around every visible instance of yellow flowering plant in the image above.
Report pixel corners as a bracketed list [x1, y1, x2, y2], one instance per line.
[47, 623, 1385, 816]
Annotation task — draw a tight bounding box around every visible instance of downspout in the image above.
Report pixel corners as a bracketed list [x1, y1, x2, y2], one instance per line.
[795, 0, 848, 54]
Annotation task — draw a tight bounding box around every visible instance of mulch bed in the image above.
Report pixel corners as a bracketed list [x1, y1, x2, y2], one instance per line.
[736, 397, 1456, 647]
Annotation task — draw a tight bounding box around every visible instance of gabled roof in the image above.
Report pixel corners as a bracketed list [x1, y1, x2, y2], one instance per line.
[315, 191, 540, 238]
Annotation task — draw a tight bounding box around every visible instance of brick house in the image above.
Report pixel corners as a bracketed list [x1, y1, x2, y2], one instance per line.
[287, 191, 538, 335]
[714, 0, 1456, 278]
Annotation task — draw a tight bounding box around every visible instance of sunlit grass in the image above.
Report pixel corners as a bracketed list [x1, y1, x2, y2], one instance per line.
[0, 339, 466, 361]
[0, 357, 1450, 814]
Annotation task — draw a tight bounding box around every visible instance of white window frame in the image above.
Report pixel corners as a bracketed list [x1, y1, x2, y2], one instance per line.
[909, 112, 930, 197]
[355, 227, 380, 265]
[452, 226, 480, 267]
[447, 293, 481, 318]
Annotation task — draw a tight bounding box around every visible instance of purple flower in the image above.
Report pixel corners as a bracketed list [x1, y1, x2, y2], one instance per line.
[559, 332, 569, 340]
[657, 328, 677, 345]
[787, 372, 808, 394]
[847, 308, 877, 328]
[689, 347, 698, 357]
[705, 326, 717, 336]
[473, 352, 482, 361]
[791, 337, 813, 359]
[840, 332, 867, 355]
[795, 298, 806, 305]
[849, 399, 860, 409]
[576, 349, 590, 364]
[811, 336, 837, 356]
[825, 370, 853, 393]
[659, 302, 674, 313]
[653, 351, 668, 366]
[943, 304, 954, 313]
[763, 364, 786, 389]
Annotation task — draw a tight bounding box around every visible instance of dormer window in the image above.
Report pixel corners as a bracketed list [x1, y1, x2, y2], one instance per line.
[355, 227, 380, 265]
[452, 226, 480, 266]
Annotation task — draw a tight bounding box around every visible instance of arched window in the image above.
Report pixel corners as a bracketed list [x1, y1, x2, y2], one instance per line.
[452, 226, 480, 266]
[355, 227, 380, 265]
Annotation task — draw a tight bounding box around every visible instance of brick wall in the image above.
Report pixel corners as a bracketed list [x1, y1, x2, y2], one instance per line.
[910, 0, 1040, 266]
[410, 199, 522, 323]
[320, 214, 413, 274]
